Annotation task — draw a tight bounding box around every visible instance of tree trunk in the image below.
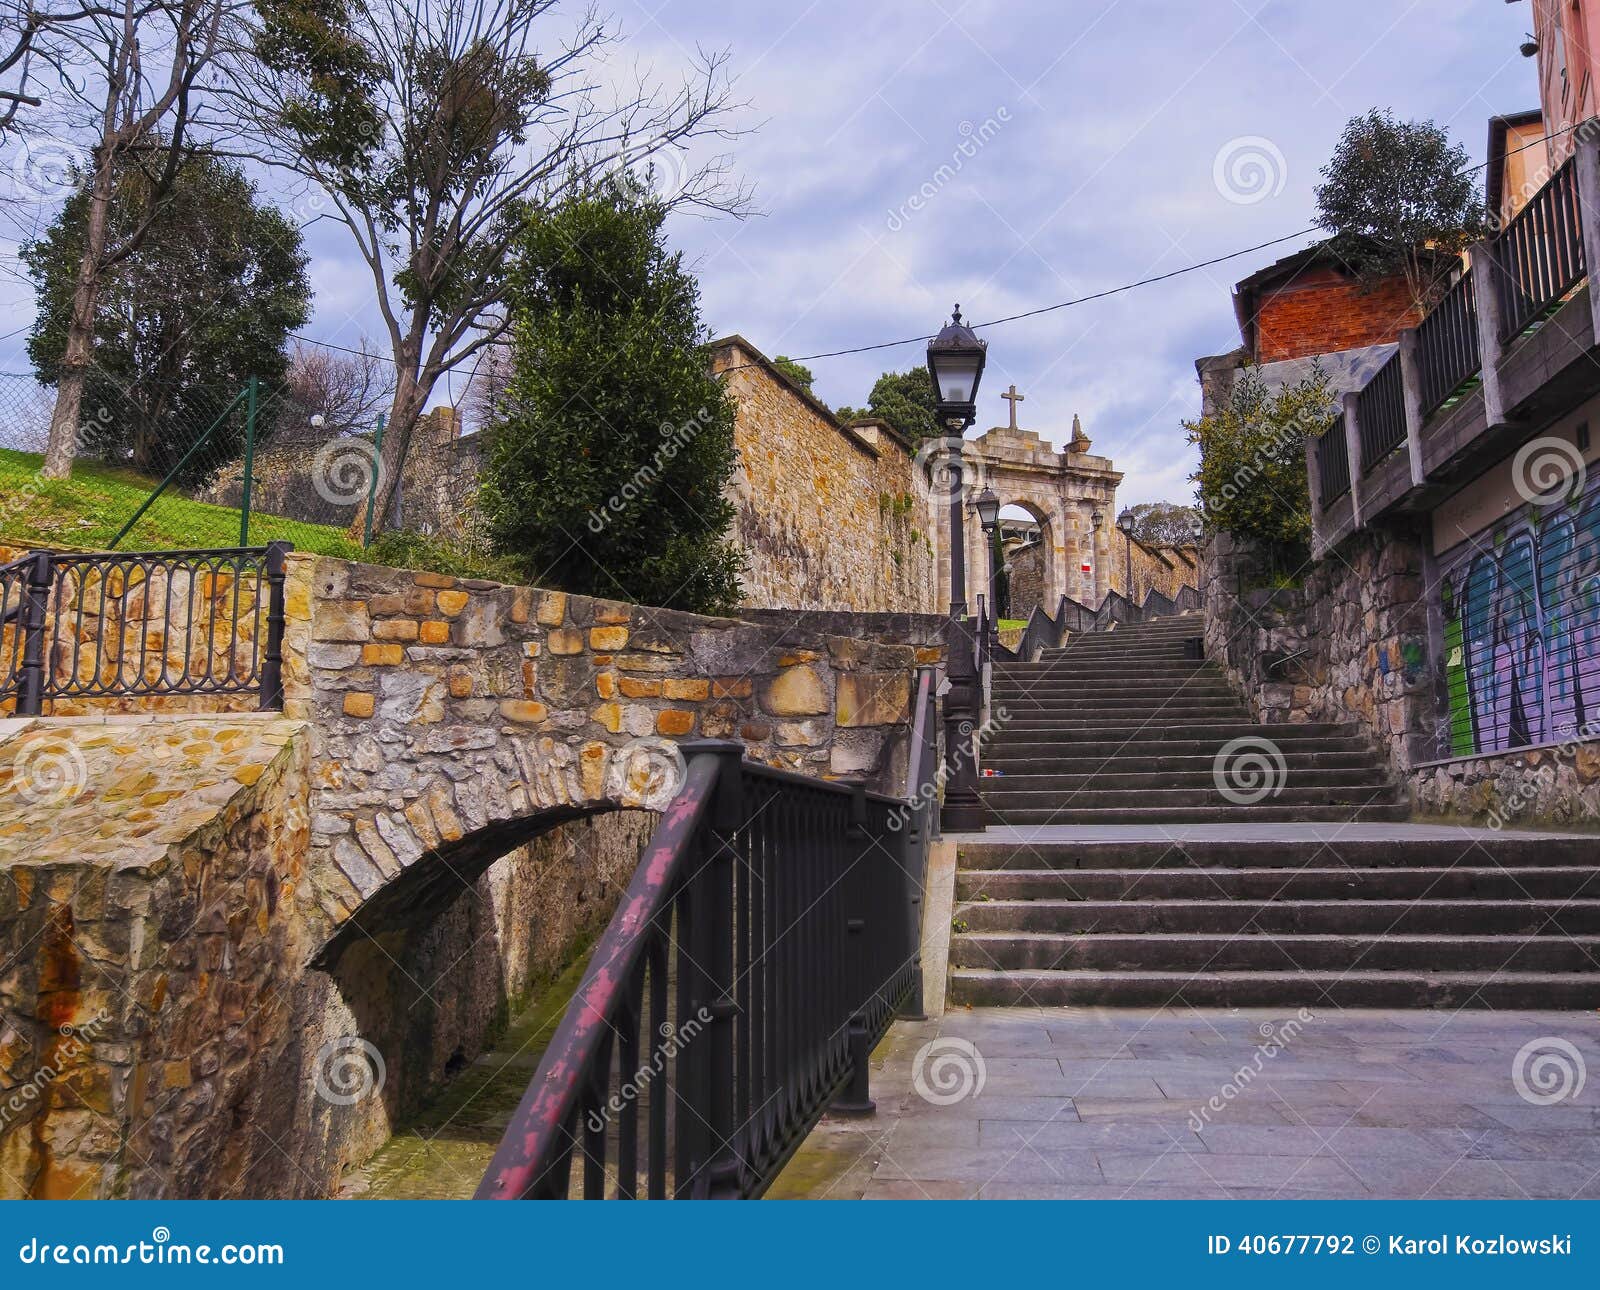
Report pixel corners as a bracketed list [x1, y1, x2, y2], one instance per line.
[346, 361, 426, 542]
[41, 158, 116, 480]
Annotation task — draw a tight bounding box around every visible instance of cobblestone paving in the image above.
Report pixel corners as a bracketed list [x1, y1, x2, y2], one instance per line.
[768, 1007, 1600, 1199]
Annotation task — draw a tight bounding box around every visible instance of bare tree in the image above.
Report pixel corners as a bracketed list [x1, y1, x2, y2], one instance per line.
[268, 340, 393, 444]
[238, 0, 751, 534]
[25, 0, 236, 478]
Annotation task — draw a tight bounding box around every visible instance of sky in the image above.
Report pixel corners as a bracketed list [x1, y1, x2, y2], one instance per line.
[0, 1, 1540, 508]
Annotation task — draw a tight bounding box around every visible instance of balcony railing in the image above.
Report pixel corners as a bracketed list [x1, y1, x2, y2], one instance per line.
[1311, 139, 1597, 543]
[1416, 268, 1481, 419]
[1317, 416, 1351, 506]
[1495, 154, 1585, 343]
[1356, 350, 1406, 471]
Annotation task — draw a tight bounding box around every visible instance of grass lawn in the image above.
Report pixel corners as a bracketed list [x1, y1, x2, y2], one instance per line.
[0, 448, 362, 557]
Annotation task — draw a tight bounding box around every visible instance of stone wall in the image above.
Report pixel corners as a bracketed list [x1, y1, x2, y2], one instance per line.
[1117, 537, 1201, 604]
[1202, 525, 1434, 774]
[1008, 538, 1045, 616]
[709, 337, 940, 614]
[199, 408, 484, 544]
[1413, 742, 1600, 829]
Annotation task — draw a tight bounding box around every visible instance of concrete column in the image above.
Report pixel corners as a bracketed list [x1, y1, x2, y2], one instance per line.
[1396, 326, 1428, 487]
[1303, 431, 1327, 560]
[1573, 131, 1600, 340]
[1467, 240, 1507, 427]
[1341, 390, 1366, 530]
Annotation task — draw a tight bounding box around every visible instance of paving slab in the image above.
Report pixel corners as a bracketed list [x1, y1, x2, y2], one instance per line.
[769, 1005, 1600, 1199]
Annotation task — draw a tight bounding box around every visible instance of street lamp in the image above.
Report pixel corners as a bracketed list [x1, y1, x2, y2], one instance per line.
[927, 305, 989, 834]
[926, 305, 988, 616]
[1117, 507, 1136, 603]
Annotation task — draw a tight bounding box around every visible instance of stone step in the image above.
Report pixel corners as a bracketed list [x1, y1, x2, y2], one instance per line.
[946, 968, 1600, 1009]
[976, 784, 1401, 810]
[973, 768, 1391, 793]
[981, 803, 1414, 824]
[950, 930, 1600, 973]
[991, 696, 1246, 712]
[993, 678, 1223, 692]
[950, 837, 1599, 869]
[954, 865, 1600, 902]
[955, 897, 1600, 936]
[982, 750, 1381, 774]
[984, 737, 1375, 762]
[990, 719, 1349, 738]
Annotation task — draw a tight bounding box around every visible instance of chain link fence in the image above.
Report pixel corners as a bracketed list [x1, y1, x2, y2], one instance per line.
[0, 370, 378, 555]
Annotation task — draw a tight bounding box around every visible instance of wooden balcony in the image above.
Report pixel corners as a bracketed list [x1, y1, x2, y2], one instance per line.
[1308, 131, 1600, 555]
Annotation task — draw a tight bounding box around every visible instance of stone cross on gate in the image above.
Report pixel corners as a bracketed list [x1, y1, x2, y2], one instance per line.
[1001, 384, 1025, 430]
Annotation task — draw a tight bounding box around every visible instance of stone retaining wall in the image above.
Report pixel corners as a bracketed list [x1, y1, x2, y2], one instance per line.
[1204, 527, 1433, 771]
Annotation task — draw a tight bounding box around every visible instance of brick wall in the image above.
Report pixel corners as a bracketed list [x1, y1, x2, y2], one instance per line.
[1253, 268, 1420, 363]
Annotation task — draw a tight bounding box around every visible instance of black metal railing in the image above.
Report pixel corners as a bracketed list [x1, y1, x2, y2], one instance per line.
[476, 737, 932, 1200]
[0, 544, 290, 715]
[1357, 350, 1407, 472]
[1496, 154, 1585, 344]
[989, 584, 1205, 662]
[1416, 268, 1482, 419]
[1317, 415, 1352, 506]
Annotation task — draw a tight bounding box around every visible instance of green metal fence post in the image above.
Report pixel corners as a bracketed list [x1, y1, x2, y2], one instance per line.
[239, 376, 259, 547]
[362, 413, 386, 548]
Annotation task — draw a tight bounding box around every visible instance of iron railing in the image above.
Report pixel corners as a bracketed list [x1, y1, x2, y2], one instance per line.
[989, 584, 1205, 662]
[1416, 269, 1482, 420]
[1357, 350, 1407, 472]
[1317, 416, 1352, 506]
[476, 736, 932, 1200]
[1496, 154, 1585, 344]
[0, 544, 290, 715]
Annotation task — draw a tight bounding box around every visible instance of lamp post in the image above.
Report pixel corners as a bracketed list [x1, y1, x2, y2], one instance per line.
[973, 485, 1000, 622]
[927, 306, 988, 833]
[1117, 507, 1136, 604]
[1090, 509, 1104, 604]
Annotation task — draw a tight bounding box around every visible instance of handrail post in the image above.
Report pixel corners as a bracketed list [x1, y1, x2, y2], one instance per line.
[259, 541, 291, 711]
[239, 377, 259, 547]
[689, 739, 744, 1197]
[833, 778, 877, 1116]
[1468, 240, 1508, 426]
[1341, 390, 1366, 530]
[1396, 327, 1428, 487]
[940, 608, 987, 832]
[15, 551, 53, 717]
[1572, 128, 1600, 340]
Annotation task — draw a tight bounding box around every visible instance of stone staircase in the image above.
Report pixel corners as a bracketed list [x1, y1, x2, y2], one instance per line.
[980, 614, 1407, 826]
[949, 614, 1600, 1008]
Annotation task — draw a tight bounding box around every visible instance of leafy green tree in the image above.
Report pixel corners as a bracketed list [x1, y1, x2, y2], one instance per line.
[836, 367, 938, 442]
[772, 355, 815, 392]
[1125, 501, 1203, 546]
[1315, 109, 1487, 308]
[23, 151, 311, 480]
[1184, 364, 1333, 577]
[481, 178, 743, 613]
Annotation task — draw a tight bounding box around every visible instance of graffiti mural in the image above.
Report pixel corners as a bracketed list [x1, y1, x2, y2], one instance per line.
[1440, 469, 1600, 757]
